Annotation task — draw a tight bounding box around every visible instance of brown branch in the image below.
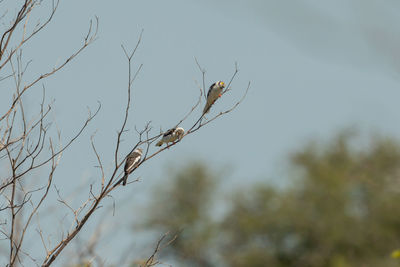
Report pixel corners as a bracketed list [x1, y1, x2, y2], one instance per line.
[38, 42, 248, 267]
[190, 81, 250, 134]
[91, 131, 105, 190]
[174, 86, 203, 129]
[142, 232, 178, 267]
[115, 30, 143, 170]
[0, 14, 98, 123]
[10, 135, 60, 266]
[194, 57, 206, 101]
[0, 0, 60, 70]
[0, 0, 32, 62]
[0, 103, 100, 192]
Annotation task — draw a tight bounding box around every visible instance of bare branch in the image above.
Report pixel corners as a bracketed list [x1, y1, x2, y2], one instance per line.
[115, 33, 144, 169]
[194, 57, 206, 101]
[0, 14, 98, 123]
[0, 3, 248, 262]
[91, 131, 105, 190]
[141, 232, 178, 267]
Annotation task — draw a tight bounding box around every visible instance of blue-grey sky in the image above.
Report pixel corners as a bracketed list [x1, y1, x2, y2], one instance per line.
[2, 0, 400, 265]
[28, 0, 400, 181]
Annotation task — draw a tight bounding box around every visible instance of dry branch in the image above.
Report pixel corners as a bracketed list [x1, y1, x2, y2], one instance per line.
[0, 2, 249, 266]
[0, 1, 99, 266]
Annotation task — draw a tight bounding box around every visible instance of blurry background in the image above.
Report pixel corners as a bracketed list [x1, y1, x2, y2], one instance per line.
[2, 0, 400, 266]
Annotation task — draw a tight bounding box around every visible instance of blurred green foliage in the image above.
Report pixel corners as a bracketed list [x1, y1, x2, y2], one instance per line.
[146, 163, 218, 266]
[145, 133, 400, 267]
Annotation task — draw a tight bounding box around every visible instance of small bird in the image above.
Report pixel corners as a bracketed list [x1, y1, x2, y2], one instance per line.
[203, 81, 225, 114]
[122, 148, 143, 186]
[156, 127, 185, 147]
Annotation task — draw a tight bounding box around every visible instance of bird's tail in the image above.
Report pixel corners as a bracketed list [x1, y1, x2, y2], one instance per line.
[156, 140, 163, 147]
[203, 103, 210, 114]
[122, 174, 128, 186]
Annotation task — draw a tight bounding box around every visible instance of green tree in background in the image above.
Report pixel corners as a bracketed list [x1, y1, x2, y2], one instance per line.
[146, 163, 218, 267]
[144, 133, 400, 267]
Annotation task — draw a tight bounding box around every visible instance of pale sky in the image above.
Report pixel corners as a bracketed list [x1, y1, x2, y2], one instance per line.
[2, 0, 400, 265]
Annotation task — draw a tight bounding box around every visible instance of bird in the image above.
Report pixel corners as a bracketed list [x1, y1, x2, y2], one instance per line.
[156, 127, 185, 147]
[203, 81, 225, 114]
[122, 148, 143, 186]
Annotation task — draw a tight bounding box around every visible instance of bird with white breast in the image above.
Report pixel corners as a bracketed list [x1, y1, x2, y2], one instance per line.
[156, 127, 185, 147]
[203, 81, 225, 114]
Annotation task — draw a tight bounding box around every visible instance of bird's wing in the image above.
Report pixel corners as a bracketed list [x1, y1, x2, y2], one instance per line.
[125, 152, 141, 173]
[206, 83, 216, 99]
[163, 128, 175, 137]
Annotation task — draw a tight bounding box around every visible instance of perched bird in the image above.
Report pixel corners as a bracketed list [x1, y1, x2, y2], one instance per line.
[122, 148, 143, 186]
[203, 81, 225, 114]
[156, 127, 185, 147]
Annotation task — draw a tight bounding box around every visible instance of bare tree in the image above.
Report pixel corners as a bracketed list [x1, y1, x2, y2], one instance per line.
[0, 1, 249, 266]
[1, 1, 98, 266]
